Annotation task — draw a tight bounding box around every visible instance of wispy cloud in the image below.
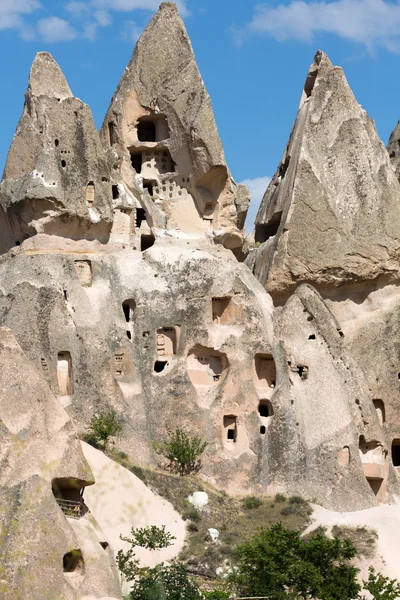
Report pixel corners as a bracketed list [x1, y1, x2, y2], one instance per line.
[241, 176, 271, 233]
[37, 16, 77, 42]
[0, 0, 189, 42]
[0, 0, 41, 36]
[245, 0, 400, 52]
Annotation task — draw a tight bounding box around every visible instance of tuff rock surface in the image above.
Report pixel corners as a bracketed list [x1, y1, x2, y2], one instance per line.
[2, 3, 400, 599]
[247, 51, 400, 301]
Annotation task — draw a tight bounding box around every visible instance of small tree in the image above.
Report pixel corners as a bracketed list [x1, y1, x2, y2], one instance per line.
[129, 562, 203, 600]
[363, 567, 400, 600]
[154, 428, 208, 476]
[87, 408, 122, 450]
[117, 525, 175, 584]
[229, 523, 360, 600]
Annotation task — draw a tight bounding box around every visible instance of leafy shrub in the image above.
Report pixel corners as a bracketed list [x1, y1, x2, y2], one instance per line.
[280, 504, 297, 516]
[203, 590, 230, 599]
[363, 567, 400, 599]
[182, 506, 202, 522]
[242, 496, 263, 510]
[153, 428, 208, 476]
[86, 408, 122, 450]
[274, 493, 286, 503]
[121, 525, 175, 551]
[81, 432, 101, 449]
[129, 562, 203, 600]
[186, 521, 199, 533]
[129, 465, 147, 483]
[229, 522, 360, 599]
[289, 495, 306, 505]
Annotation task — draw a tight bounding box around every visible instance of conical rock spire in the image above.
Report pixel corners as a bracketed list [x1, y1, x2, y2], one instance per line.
[101, 2, 249, 251]
[1, 53, 113, 250]
[247, 51, 400, 299]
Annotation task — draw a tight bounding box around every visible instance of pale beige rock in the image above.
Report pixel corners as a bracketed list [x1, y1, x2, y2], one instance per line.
[247, 51, 400, 301]
[101, 2, 248, 252]
[1, 53, 113, 251]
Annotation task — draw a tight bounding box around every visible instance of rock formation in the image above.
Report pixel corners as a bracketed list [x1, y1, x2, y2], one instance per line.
[2, 3, 400, 599]
[247, 51, 400, 302]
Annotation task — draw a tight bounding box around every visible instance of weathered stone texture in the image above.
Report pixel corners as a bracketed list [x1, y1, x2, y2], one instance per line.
[247, 51, 400, 300]
[101, 2, 248, 251]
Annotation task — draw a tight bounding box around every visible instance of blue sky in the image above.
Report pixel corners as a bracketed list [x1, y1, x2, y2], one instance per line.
[1, 0, 400, 229]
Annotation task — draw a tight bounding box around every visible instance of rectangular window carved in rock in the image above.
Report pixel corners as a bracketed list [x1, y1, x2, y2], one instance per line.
[114, 352, 125, 377]
[156, 327, 177, 357]
[74, 260, 92, 287]
[254, 354, 276, 389]
[212, 297, 232, 324]
[86, 182, 95, 208]
[57, 352, 73, 396]
[224, 415, 237, 442]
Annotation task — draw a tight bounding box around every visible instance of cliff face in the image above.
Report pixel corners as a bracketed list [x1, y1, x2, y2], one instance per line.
[247, 51, 400, 301]
[1, 4, 400, 600]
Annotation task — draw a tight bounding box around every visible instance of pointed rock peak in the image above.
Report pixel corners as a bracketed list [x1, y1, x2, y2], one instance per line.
[300, 49, 333, 105]
[159, 2, 179, 12]
[28, 52, 72, 100]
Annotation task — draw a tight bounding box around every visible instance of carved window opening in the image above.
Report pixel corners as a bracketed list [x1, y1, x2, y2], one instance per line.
[297, 366, 309, 380]
[112, 185, 119, 200]
[224, 415, 237, 442]
[57, 352, 73, 397]
[260, 426, 266, 435]
[143, 180, 156, 196]
[74, 260, 92, 287]
[304, 71, 318, 98]
[279, 155, 290, 179]
[130, 151, 142, 173]
[308, 334, 316, 340]
[141, 234, 155, 251]
[338, 446, 350, 468]
[137, 120, 156, 142]
[108, 121, 116, 146]
[63, 549, 85, 573]
[114, 352, 125, 377]
[373, 400, 385, 426]
[154, 360, 168, 373]
[86, 182, 95, 208]
[122, 300, 136, 323]
[359, 437, 386, 498]
[255, 211, 283, 244]
[52, 478, 87, 518]
[212, 297, 232, 324]
[258, 400, 273, 418]
[392, 439, 400, 467]
[136, 208, 146, 229]
[157, 327, 177, 357]
[254, 354, 276, 388]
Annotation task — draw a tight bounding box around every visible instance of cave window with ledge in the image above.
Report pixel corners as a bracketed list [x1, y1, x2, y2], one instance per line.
[63, 549, 85, 574]
[137, 119, 156, 142]
[258, 400, 273, 418]
[224, 415, 237, 442]
[157, 327, 177, 357]
[122, 299, 136, 323]
[392, 439, 400, 467]
[57, 352, 73, 397]
[373, 399, 385, 426]
[130, 150, 142, 173]
[254, 354, 276, 389]
[52, 478, 88, 518]
[85, 182, 95, 208]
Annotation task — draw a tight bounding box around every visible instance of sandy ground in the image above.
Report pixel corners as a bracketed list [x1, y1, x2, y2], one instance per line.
[81, 442, 186, 577]
[306, 504, 400, 581]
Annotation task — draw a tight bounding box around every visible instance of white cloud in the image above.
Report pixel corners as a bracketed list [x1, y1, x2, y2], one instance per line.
[92, 0, 189, 17]
[122, 19, 145, 43]
[247, 0, 400, 52]
[0, 0, 41, 34]
[37, 16, 77, 42]
[240, 176, 271, 233]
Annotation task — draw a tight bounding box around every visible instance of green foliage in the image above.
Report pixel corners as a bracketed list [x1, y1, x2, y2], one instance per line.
[121, 525, 176, 551]
[154, 428, 208, 476]
[242, 495, 263, 510]
[129, 562, 203, 600]
[116, 547, 139, 584]
[87, 408, 122, 450]
[275, 493, 286, 503]
[363, 567, 400, 599]
[118, 525, 175, 584]
[229, 522, 360, 600]
[129, 465, 147, 483]
[182, 505, 202, 522]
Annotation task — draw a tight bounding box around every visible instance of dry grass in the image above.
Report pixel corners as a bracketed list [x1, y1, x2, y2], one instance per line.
[332, 525, 378, 559]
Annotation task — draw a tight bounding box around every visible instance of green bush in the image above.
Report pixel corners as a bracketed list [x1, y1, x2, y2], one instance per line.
[86, 408, 122, 450]
[182, 505, 202, 522]
[129, 562, 203, 600]
[154, 428, 208, 476]
[242, 496, 263, 510]
[203, 590, 230, 599]
[289, 495, 306, 505]
[129, 465, 147, 483]
[274, 493, 286, 503]
[229, 522, 360, 599]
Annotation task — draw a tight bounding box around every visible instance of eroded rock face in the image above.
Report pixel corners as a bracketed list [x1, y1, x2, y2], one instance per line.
[0, 327, 121, 600]
[101, 2, 248, 252]
[247, 51, 400, 301]
[0, 52, 113, 252]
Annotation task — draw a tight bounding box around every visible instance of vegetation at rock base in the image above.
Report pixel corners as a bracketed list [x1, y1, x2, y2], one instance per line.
[84, 408, 122, 450]
[153, 427, 208, 476]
